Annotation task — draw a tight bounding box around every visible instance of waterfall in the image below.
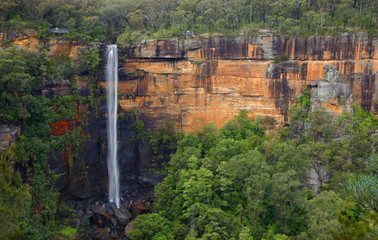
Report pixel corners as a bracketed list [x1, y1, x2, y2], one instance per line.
[106, 44, 120, 207]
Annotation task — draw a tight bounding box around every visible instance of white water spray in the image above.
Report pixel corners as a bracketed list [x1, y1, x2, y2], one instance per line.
[106, 44, 120, 207]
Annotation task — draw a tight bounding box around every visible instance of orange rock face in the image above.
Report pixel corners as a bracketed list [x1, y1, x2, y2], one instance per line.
[48, 39, 82, 58]
[1, 31, 376, 133]
[0, 30, 82, 58]
[116, 34, 377, 132]
[0, 30, 39, 51]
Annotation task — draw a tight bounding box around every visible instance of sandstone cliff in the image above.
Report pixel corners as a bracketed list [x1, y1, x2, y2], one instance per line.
[2, 31, 376, 133]
[0, 30, 82, 58]
[115, 33, 377, 132]
[1, 32, 377, 199]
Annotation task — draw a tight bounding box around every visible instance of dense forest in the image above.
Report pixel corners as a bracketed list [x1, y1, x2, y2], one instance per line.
[128, 104, 378, 239]
[0, 0, 377, 240]
[0, 0, 377, 44]
[0, 44, 102, 239]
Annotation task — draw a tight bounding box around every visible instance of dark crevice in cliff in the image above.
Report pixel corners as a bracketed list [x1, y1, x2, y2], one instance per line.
[135, 78, 149, 96]
[269, 72, 293, 122]
[300, 63, 308, 80]
[361, 74, 376, 113]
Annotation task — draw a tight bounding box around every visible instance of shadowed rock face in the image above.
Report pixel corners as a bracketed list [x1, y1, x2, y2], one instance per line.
[113, 33, 377, 132]
[47, 102, 152, 200]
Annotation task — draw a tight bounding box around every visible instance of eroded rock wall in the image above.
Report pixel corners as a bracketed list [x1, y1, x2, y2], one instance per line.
[115, 33, 377, 132]
[0, 30, 82, 58]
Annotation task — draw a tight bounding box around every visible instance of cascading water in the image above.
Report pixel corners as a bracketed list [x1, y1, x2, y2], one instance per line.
[106, 44, 120, 207]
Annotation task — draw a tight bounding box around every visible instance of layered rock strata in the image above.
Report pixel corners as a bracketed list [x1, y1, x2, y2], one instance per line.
[115, 33, 377, 132]
[0, 30, 82, 58]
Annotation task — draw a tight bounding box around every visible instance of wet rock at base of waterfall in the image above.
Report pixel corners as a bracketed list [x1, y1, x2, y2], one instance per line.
[111, 217, 117, 226]
[114, 206, 132, 225]
[108, 202, 132, 226]
[131, 200, 151, 219]
[107, 202, 117, 215]
[123, 222, 133, 236]
[78, 206, 94, 225]
[90, 204, 112, 228]
[92, 227, 113, 240]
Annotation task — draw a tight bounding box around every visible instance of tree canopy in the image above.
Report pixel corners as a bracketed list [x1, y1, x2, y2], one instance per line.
[128, 102, 378, 239]
[1, 0, 376, 43]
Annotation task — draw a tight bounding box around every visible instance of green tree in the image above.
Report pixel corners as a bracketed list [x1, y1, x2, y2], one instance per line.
[0, 47, 42, 123]
[0, 148, 31, 240]
[344, 156, 378, 213]
[0, 0, 17, 19]
[128, 213, 174, 240]
[301, 191, 345, 239]
[117, 26, 142, 45]
[268, 170, 307, 235]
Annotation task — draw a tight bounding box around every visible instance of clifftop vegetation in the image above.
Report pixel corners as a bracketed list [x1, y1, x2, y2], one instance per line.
[0, 0, 377, 44]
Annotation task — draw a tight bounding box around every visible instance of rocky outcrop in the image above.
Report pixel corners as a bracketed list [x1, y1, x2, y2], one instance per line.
[115, 33, 377, 132]
[71, 194, 153, 238]
[42, 79, 73, 98]
[307, 165, 329, 196]
[0, 125, 21, 151]
[0, 30, 39, 51]
[0, 30, 82, 58]
[308, 65, 353, 114]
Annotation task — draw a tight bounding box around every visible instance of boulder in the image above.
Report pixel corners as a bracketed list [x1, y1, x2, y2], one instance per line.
[92, 227, 112, 240]
[114, 206, 131, 226]
[90, 204, 112, 228]
[78, 206, 94, 225]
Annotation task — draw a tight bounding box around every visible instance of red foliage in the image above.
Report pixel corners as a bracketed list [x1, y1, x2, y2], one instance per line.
[51, 105, 88, 186]
[52, 120, 75, 136]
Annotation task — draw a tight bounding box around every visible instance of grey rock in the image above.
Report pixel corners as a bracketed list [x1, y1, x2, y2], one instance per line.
[111, 217, 117, 226]
[76, 209, 84, 218]
[90, 204, 104, 214]
[91, 204, 112, 228]
[79, 211, 93, 224]
[307, 164, 329, 196]
[309, 65, 353, 112]
[113, 207, 131, 226]
[0, 125, 20, 151]
[266, 63, 281, 79]
[324, 65, 340, 82]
